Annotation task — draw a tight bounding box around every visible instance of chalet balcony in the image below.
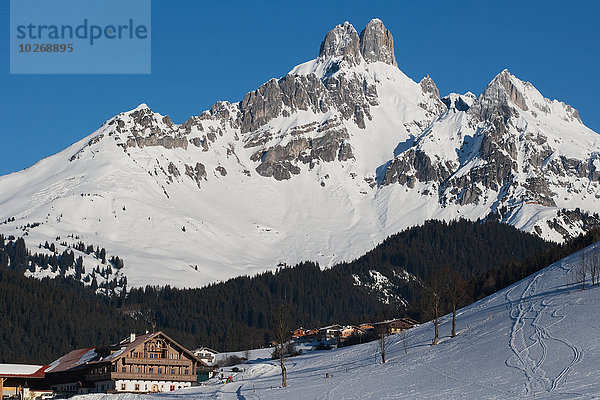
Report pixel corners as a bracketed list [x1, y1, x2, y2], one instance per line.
[85, 371, 196, 382]
[122, 357, 191, 366]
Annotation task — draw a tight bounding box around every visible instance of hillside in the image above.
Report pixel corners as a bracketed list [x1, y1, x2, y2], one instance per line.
[0, 219, 553, 362]
[0, 19, 599, 288]
[73, 240, 600, 399]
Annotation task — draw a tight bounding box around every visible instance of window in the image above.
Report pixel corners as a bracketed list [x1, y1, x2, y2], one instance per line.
[134, 384, 139, 391]
[149, 367, 154, 374]
[158, 368, 162, 374]
[122, 367, 127, 373]
[121, 384, 126, 391]
[135, 367, 140, 373]
[184, 369, 189, 375]
[170, 385, 175, 391]
[170, 368, 176, 375]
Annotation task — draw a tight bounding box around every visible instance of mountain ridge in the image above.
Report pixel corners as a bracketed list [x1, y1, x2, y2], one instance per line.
[0, 19, 599, 288]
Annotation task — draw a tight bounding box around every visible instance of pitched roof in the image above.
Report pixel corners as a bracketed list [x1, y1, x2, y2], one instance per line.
[46, 348, 97, 373]
[0, 364, 48, 378]
[88, 331, 206, 367]
[319, 324, 343, 331]
[193, 347, 219, 354]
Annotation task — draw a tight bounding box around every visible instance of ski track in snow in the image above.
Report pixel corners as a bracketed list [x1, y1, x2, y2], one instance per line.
[506, 266, 582, 396]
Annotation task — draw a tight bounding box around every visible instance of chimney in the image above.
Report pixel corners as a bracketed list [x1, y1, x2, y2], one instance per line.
[130, 332, 136, 343]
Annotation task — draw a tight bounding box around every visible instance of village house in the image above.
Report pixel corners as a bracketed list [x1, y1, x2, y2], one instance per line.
[375, 318, 418, 335]
[290, 318, 417, 347]
[192, 347, 219, 365]
[318, 324, 343, 341]
[46, 331, 209, 395]
[359, 323, 375, 331]
[303, 328, 320, 341]
[339, 326, 366, 341]
[291, 327, 308, 340]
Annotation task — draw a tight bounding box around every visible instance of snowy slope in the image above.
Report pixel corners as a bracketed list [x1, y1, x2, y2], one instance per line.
[0, 19, 599, 288]
[70, 241, 600, 399]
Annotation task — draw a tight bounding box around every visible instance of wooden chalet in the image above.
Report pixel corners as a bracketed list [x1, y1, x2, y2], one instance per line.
[339, 326, 366, 340]
[192, 347, 219, 365]
[318, 324, 343, 341]
[375, 318, 418, 335]
[291, 327, 308, 340]
[46, 331, 209, 395]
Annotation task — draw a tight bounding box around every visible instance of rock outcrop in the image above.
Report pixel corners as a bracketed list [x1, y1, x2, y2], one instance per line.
[359, 18, 397, 66]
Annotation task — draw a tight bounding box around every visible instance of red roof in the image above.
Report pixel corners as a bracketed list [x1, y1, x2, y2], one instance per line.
[0, 364, 49, 379]
[46, 348, 97, 373]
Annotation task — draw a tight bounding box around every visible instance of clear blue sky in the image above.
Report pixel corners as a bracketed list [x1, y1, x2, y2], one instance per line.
[1, 0, 598, 175]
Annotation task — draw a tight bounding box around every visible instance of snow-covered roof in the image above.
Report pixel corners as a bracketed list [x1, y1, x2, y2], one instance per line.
[46, 348, 97, 373]
[319, 324, 343, 331]
[193, 347, 219, 355]
[0, 364, 48, 377]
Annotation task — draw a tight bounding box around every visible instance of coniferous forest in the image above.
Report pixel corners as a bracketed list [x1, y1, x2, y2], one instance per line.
[2, 219, 599, 364]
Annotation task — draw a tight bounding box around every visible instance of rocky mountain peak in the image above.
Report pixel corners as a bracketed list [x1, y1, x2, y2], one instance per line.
[359, 18, 397, 66]
[419, 74, 440, 98]
[470, 69, 528, 121]
[318, 21, 361, 66]
[132, 103, 151, 112]
[441, 92, 476, 112]
[488, 69, 528, 111]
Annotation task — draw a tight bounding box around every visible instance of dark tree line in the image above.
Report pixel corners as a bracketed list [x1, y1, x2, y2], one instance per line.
[3, 220, 599, 364]
[0, 266, 146, 363]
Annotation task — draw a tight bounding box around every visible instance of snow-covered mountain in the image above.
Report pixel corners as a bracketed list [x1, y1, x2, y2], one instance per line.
[1, 19, 599, 288]
[71, 241, 600, 399]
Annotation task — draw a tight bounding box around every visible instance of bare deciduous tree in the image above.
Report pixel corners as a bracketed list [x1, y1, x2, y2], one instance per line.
[591, 249, 599, 287]
[401, 330, 408, 355]
[273, 306, 290, 387]
[578, 251, 587, 291]
[428, 275, 442, 345]
[376, 325, 390, 363]
[445, 268, 467, 338]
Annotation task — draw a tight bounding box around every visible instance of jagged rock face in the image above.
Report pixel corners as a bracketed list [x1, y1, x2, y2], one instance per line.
[359, 19, 397, 66]
[441, 93, 475, 112]
[380, 68, 600, 228]
[471, 70, 526, 122]
[251, 118, 353, 180]
[418, 76, 447, 116]
[240, 74, 327, 134]
[318, 22, 362, 66]
[382, 149, 451, 188]
[184, 163, 206, 188]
